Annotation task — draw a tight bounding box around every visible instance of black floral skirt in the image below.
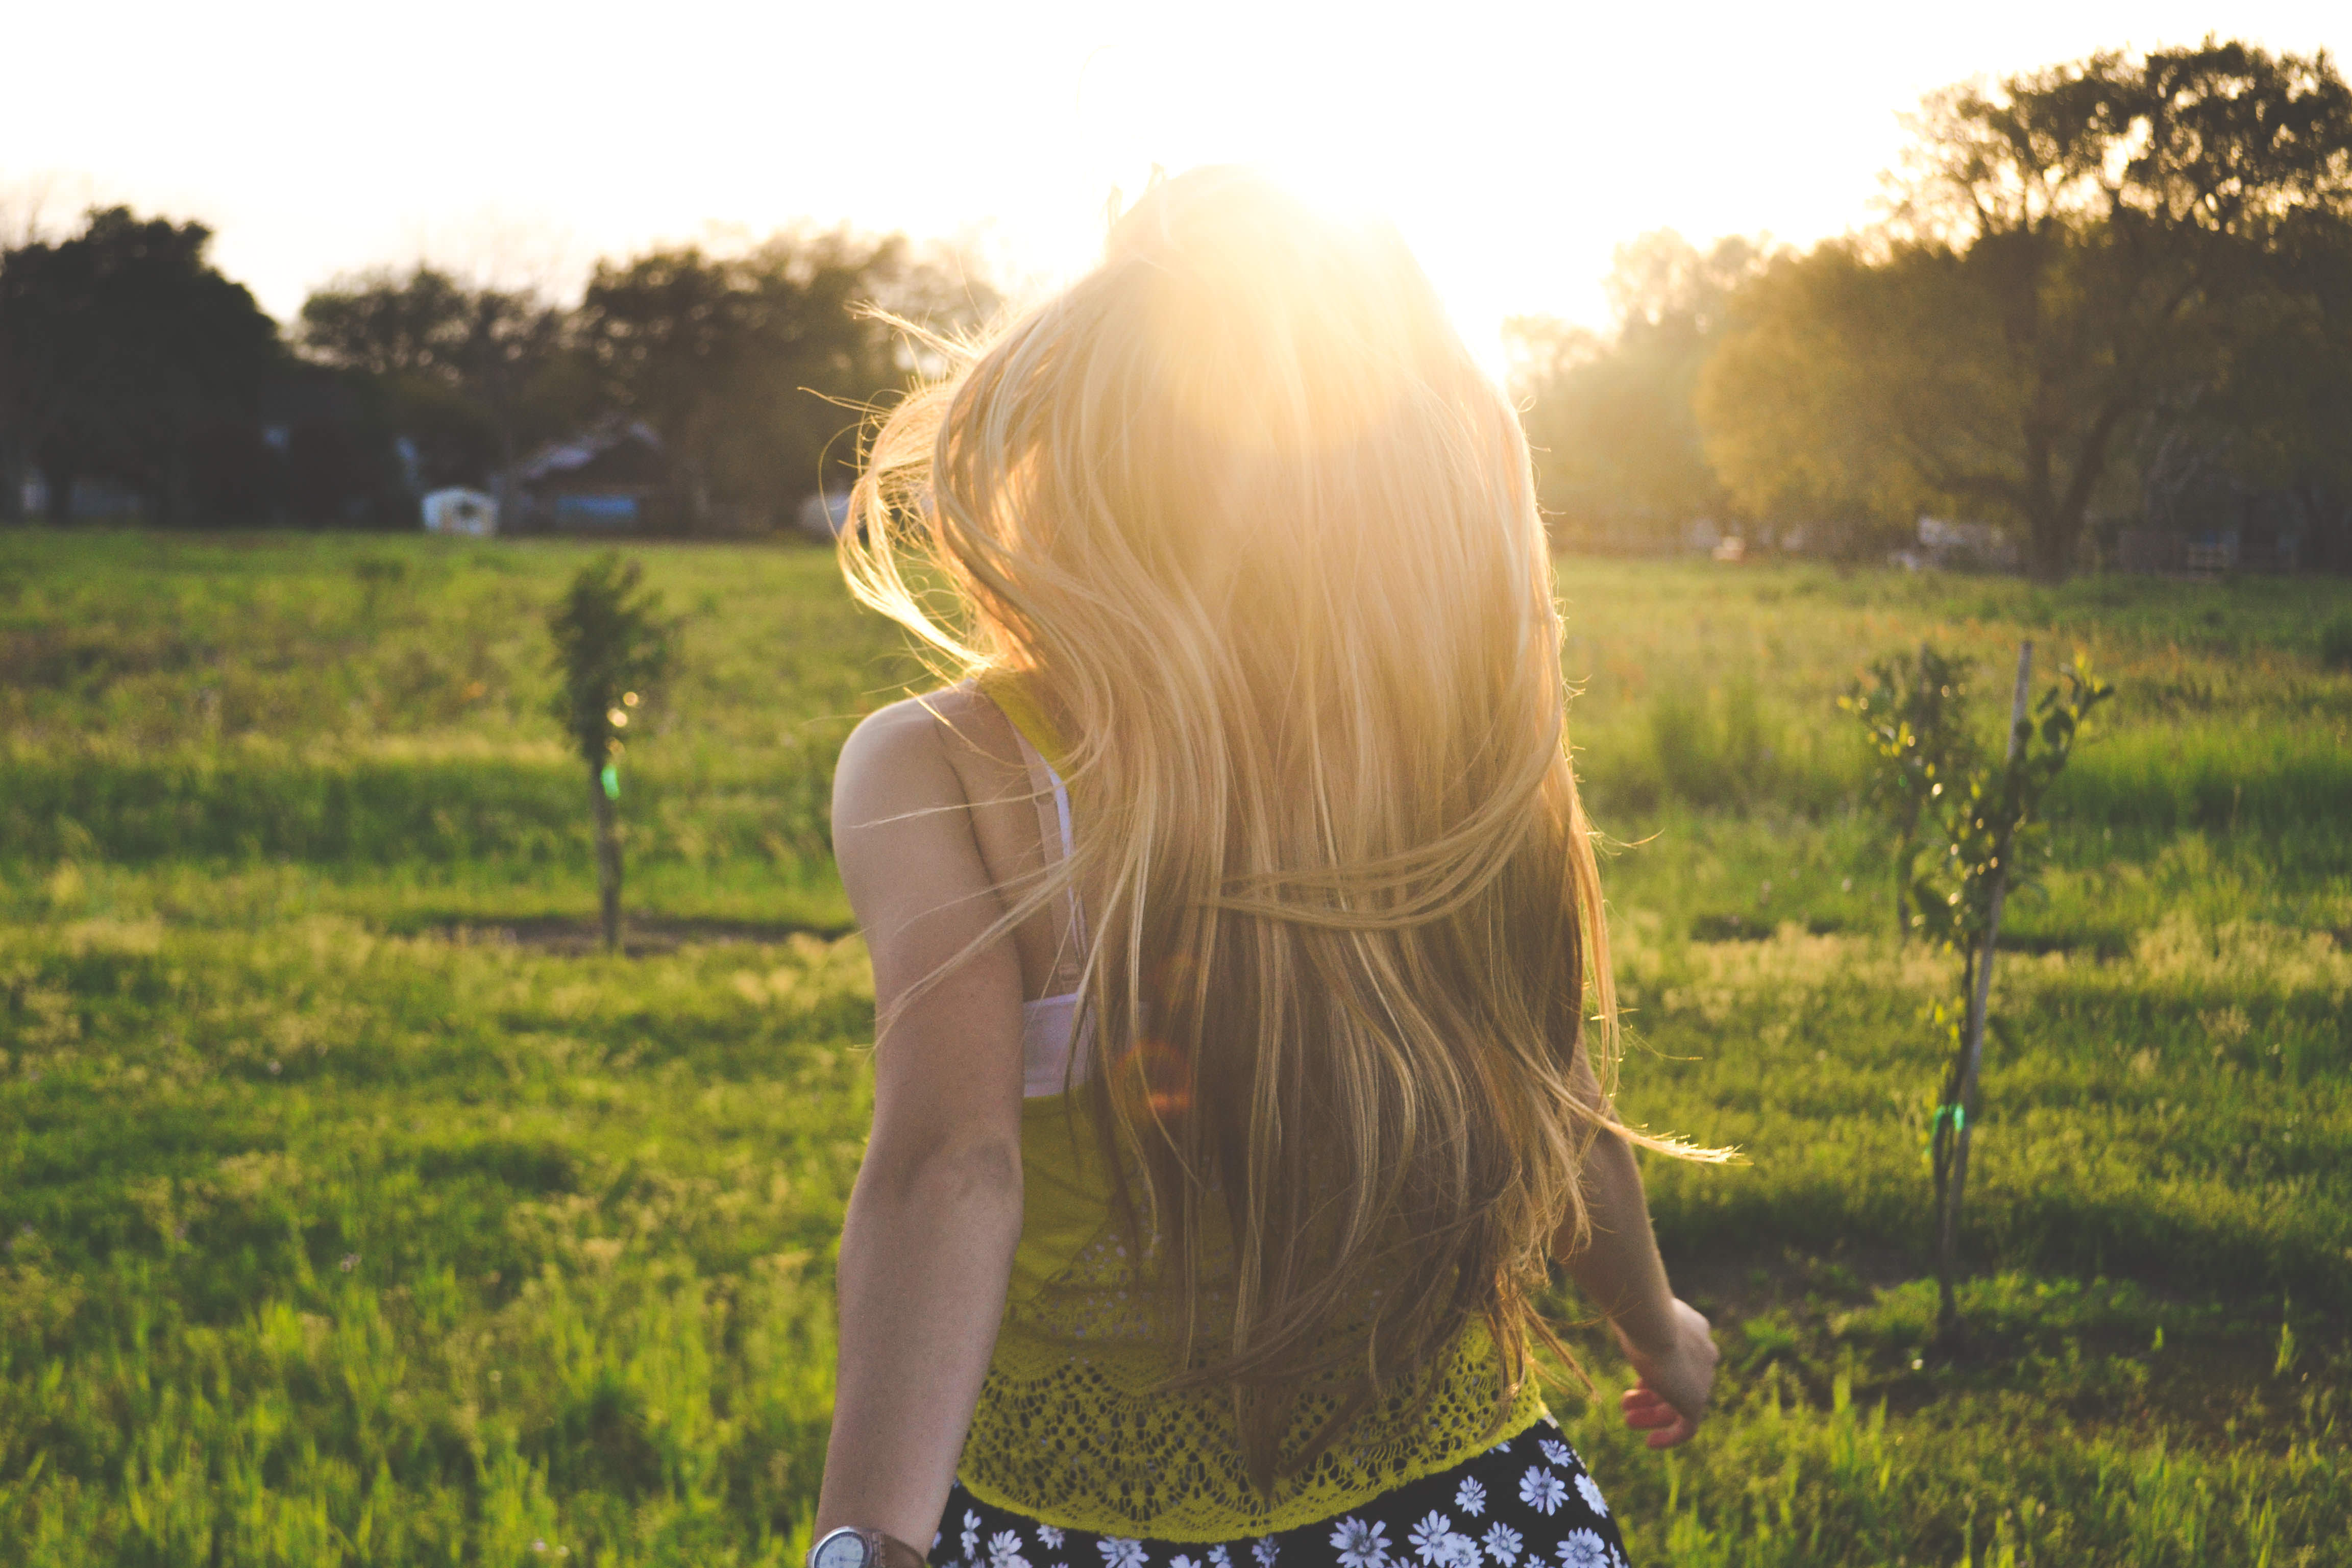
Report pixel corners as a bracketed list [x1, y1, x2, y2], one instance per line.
[936, 1416, 1629, 1568]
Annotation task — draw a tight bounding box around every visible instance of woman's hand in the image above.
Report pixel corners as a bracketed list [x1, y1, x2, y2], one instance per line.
[1552, 1052, 1719, 1452]
[1613, 1297, 1718, 1448]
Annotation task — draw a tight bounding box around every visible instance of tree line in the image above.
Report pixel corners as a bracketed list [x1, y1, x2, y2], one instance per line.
[1511, 39, 2352, 578]
[6, 38, 2346, 575]
[0, 214, 992, 532]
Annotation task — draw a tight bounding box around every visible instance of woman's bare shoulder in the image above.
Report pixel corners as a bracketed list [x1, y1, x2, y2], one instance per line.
[830, 688, 1038, 994]
[832, 685, 1022, 831]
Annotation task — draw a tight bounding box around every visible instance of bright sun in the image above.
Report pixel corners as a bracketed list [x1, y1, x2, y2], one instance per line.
[1058, 36, 1540, 382]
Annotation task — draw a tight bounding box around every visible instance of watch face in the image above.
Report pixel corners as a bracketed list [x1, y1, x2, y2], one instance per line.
[814, 1532, 873, 1568]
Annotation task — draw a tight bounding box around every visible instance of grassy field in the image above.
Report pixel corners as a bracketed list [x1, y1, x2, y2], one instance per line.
[1, 529, 2346, 1566]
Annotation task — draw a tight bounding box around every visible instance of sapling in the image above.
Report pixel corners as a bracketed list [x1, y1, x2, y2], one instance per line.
[1845, 641, 2113, 1343]
[548, 555, 675, 952]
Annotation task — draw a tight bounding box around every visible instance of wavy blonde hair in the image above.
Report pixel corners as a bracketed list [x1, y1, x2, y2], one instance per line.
[844, 167, 1704, 1486]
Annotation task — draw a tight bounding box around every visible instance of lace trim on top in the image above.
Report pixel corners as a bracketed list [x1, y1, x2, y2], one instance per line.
[963, 1092, 1548, 1538]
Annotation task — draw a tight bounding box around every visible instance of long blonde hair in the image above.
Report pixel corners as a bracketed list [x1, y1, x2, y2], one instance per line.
[844, 167, 1704, 1485]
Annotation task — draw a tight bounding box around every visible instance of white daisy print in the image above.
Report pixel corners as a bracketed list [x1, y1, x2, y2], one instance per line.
[962, 1511, 983, 1561]
[1098, 1539, 1146, 1568]
[1518, 1467, 1567, 1515]
[1038, 1528, 1065, 1550]
[1251, 1538, 1279, 1568]
[1480, 1524, 1523, 1566]
[1207, 1549, 1231, 1568]
[1172, 1556, 1200, 1568]
[1573, 1473, 1607, 1518]
[1330, 1516, 1391, 1568]
[1440, 1533, 1480, 1567]
[989, 1532, 1031, 1568]
[1555, 1531, 1608, 1568]
[1407, 1511, 1455, 1564]
[1538, 1439, 1573, 1469]
[1454, 1477, 1487, 1516]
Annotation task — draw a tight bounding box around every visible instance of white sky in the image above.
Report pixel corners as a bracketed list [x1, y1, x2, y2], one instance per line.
[4, 2, 2341, 367]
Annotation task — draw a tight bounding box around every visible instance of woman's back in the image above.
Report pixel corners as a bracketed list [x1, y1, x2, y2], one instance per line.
[951, 676, 1550, 1539]
[810, 168, 1722, 1568]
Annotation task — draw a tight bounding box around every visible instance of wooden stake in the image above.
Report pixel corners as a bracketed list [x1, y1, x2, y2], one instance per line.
[1937, 640, 2031, 1339]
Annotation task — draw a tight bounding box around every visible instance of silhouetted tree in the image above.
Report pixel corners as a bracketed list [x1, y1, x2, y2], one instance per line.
[2140, 207, 2352, 570]
[300, 266, 574, 499]
[1701, 41, 2352, 578]
[0, 207, 279, 525]
[578, 229, 994, 531]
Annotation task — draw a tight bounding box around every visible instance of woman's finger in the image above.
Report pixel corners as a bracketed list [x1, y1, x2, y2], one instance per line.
[1622, 1379, 1700, 1444]
[1644, 1414, 1696, 1449]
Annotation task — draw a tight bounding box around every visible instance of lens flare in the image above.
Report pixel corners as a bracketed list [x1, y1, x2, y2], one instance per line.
[1114, 1038, 1194, 1122]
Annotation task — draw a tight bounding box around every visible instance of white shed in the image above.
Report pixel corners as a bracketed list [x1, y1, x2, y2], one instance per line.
[423, 488, 499, 537]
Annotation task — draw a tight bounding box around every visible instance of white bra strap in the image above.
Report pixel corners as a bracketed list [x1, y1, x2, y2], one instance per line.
[1009, 728, 1088, 957]
[1044, 755, 1076, 863]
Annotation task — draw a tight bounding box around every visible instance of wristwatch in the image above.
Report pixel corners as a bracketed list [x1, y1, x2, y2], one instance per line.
[810, 1527, 927, 1568]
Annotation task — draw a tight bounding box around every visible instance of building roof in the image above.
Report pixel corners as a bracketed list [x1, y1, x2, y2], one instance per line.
[512, 419, 666, 488]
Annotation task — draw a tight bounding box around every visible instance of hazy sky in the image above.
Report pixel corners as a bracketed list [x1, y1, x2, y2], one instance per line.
[5, 1, 2342, 362]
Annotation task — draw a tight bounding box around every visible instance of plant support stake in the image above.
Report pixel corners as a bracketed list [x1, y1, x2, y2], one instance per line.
[591, 762, 623, 951]
[1937, 640, 2032, 1338]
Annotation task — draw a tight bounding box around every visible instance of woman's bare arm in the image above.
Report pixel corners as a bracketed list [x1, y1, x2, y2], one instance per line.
[816, 698, 1029, 1553]
[1555, 1049, 1720, 1448]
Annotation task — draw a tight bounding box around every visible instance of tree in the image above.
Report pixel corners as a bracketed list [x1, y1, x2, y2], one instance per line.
[299, 266, 574, 499]
[1695, 241, 1958, 543]
[548, 556, 675, 953]
[1506, 231, 1765, 548]
[577, 228, 994, 531]
[1701, 41, 2352, 578]
[0, 207, 280, 525]
[2139, 206, 2352, 570]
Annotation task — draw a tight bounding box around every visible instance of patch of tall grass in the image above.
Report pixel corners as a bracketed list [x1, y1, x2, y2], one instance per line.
[1577, 693, 2351, 849]
[2048, 725, 2352, 842]
[0, 744, 838, 875]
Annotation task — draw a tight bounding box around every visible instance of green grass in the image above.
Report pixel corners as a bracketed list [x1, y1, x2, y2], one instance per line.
[1, 530, 2347, 1565]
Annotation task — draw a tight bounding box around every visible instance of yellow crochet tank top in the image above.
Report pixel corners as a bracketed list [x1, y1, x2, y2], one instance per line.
[958, 677, 1548, 1541]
